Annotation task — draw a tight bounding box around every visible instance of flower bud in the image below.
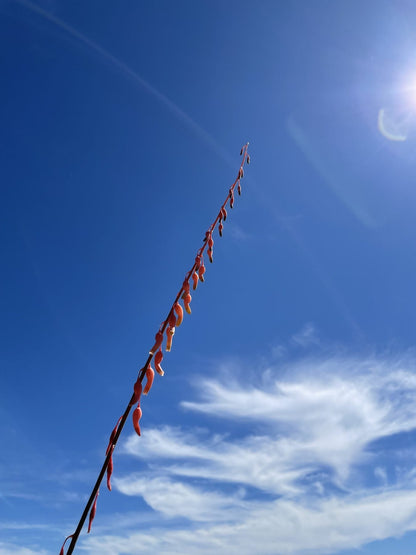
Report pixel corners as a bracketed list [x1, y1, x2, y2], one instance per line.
[240, 147, 243, 155]
[247, 154, 250, 164]
[219, 221, 223, 237]
[154, 349, 164, 376]
[183, 292, 192, 314]
[221, 207, 227, 221]
[237, 181, 242, 195]
[229, 189, 234, 208]
[133, 378, 143, 405]
[208, 248, 213, 263]
[192, 271, 199, 290]
[143, 364, 155, 395]
[174, 302, 183, 326]
[88, 491, 99, 533]
[198, 263, 206, 282]
[239, 167, 244, 178]
[132, 405, 142, 436]
[168, 311, 177, 329]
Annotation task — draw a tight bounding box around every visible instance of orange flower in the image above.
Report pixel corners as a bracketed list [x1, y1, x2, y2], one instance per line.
[154, 349, 164, 376]
[198, 262, 206, 282]
[166, 326, 175, 351]
[87, 491, 99, 533]
[174, 302, 183, 326]
[183, 292, 192, 314]
[143, 364, 155, 395]
[192, 270, 199, 290]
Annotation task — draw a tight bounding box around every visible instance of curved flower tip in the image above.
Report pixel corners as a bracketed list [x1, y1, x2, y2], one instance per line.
[240, 147, 243, 155]
[192, 270, 199, 290]
[166, 326, 175, 352]
[239, 167, 244, 179]
[246, 154, 250, 164]
[174, 302, 183, 326]
[183, 292, 192, 314]
[143, 364, 155, 395]
[219, 221, 223, 237]
[132, 405, 142, 436]
[87, 491, 99, 533]
[198, 263, 206, 282]
[237, 181, 242, 196]
[150, 330, 163, 355]
[154, 349, 164, 376]
[221, 206, 227, 221]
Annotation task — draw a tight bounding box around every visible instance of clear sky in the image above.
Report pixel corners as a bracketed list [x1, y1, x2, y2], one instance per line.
[3, 1, 416, 554]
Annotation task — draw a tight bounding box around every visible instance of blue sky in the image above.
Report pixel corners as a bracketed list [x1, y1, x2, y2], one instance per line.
[3, 0, 416, 553]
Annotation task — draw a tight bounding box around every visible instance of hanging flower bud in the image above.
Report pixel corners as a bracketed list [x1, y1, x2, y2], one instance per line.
[105, 415, 122, 492]
[239, 167, 244, 178]
[143, 364, 155, 395]
[154, 349, 164, 376]
[247, 155, 250, 164]
[174, 302, 183, 326]
[166, 326, 175, 351]
[240, 147, 243, 155]
[183, 292, 192, 314]
[229, 189, 234, 208]
[87, 491, 99, 533]
[192, 270, 199, 290]
[221, 207, 227, 221]
[219, 221, 223, 237]
[183, 279, 190, 294]
[132, 405, 142, 436]
[150, 330, 163, 355]
[237, 181, 242, 196]
[198, 262, 206, 282]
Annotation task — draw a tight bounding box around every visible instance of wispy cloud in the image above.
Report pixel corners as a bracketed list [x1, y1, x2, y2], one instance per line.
[82, 352, 416, 554]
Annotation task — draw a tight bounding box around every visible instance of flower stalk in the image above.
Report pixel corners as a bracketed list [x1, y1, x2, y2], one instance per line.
[62, 143, 250, 554]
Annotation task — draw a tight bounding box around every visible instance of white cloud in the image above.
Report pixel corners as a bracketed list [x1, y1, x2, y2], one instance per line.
[90, 353, 416, 554]
[0, 543, 48, 555]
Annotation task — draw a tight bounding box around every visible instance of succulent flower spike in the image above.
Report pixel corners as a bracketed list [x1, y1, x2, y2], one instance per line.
[87, 491, 99, 533]
[150, 330, 163, 355]
[219, 221, 223, 237]
[105, 416, 123, 491]
[229, 189, 235, 209]
[198, 261, 206, 282]
[192, 270, 199, 290]
[195, 254, 202, 271]
[166, 326, 175, 351]
[221, 206, 227, 221]
[237, 181, 242, 196]
[183, 292, 192, 314]
[132, 405, 142, 436]
[239, 167, 244, 178]
[143, 364, 155, 395]
[154, 349, 164, 376]
[106, 452, 114, 491]
[174, 302, 183, 326]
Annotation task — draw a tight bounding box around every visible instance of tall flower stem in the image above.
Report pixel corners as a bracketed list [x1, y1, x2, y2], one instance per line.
[62, 143, 250, 554]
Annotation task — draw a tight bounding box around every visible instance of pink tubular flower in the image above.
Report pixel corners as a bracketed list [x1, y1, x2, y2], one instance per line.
[219, 221, 223, 237]
[154, 349, 164, 376]
[143, 364, 155, 395]
[221, 206, 227, 221]
[106, 416, 122, 491]
[133, 378, 143, 405]
[149, 330, 163, 355]
[237, 181, 242, 196]
[174, 302, 183, 326]
[132, 405, 142, 436]
[87, 491, 99, 533]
